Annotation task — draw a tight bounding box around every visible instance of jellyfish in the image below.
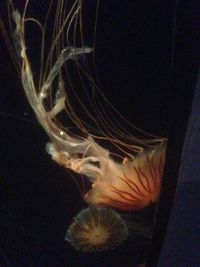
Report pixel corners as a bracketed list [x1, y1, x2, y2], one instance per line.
[1, 0, 167, 212]
[65, 207, 128, 252]
[66, 207, 152, 253]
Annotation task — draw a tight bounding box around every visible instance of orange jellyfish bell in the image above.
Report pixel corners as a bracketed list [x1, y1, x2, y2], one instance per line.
[84, 143, 166, 211]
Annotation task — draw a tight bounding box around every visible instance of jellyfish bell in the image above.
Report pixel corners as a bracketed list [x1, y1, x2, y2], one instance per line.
[65, 206, 152, 253]
[65, 206, 129, 252]
[1, 0, 167, 212]
[83, 142, 166, 211]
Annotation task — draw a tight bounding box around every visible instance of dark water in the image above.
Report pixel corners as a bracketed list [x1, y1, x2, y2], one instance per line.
[0, 1, 199, 267]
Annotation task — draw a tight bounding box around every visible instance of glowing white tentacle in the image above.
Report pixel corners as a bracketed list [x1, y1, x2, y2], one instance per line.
[12, 9, 110, 181]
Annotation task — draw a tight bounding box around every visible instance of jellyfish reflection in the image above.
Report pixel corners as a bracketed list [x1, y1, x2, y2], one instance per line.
[1, 0, 167, 212]
[65, 207, 128, 252]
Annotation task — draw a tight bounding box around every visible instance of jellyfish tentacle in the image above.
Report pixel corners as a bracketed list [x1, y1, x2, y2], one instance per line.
[11, 8, 116, 183]
[12, 7, 111, 179]
[40, 47, 92, 100]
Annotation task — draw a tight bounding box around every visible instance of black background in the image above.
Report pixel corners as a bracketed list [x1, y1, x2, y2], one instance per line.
[0, 0, 199, 266]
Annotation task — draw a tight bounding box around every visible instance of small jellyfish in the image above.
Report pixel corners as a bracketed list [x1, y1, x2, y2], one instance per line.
[65, 207, 128, 252]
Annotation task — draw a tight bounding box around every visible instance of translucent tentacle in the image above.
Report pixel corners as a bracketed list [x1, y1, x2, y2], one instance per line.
[12, 8, 110, 180]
